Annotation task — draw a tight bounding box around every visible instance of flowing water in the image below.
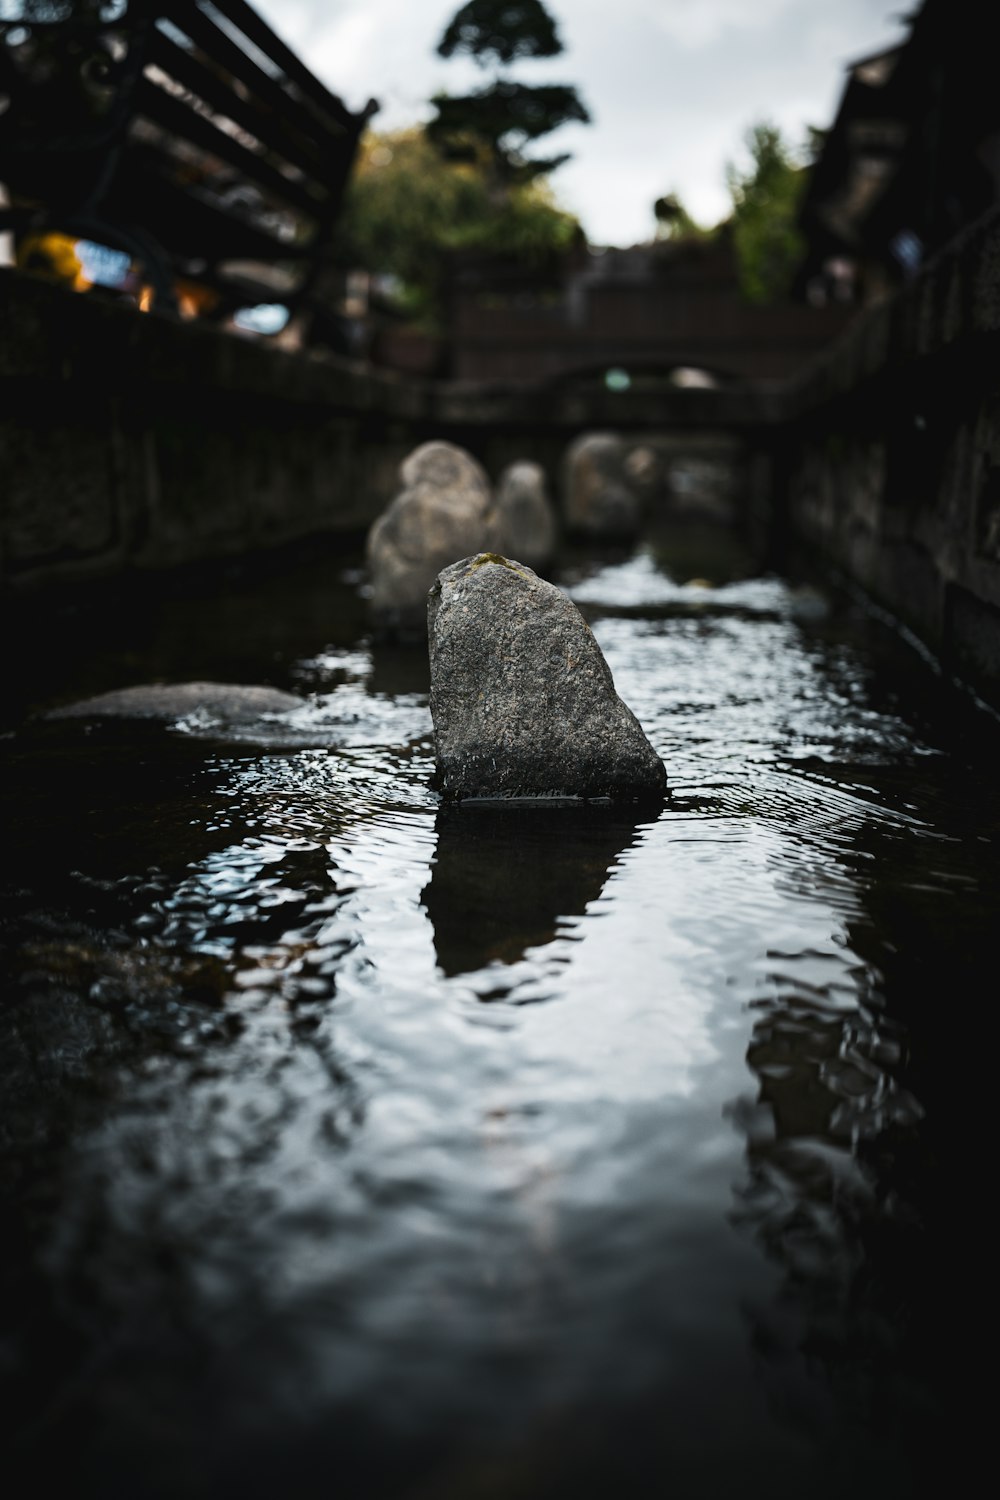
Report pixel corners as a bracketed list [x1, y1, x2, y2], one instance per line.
[2, 524, 991, 1497]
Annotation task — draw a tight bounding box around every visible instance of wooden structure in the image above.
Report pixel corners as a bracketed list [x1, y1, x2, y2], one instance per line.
[0, 0, 375, 321]
[796, 0, 1000, 307]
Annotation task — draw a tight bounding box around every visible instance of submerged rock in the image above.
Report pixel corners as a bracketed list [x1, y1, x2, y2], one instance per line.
[494, 460, 557, 571]
[47, 682, 305, 722]
[428, 553, 666, 802]
[563, 432, 642, 539]
[366, 440, 501, 638]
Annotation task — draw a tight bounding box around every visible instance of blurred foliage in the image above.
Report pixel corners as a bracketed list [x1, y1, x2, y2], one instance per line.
[436, 0, 562, 66]
[427, 79, 590, 187]
[653, 191, 711, 242]
[725, 120, 807, 303]
[337, 3, 586, 327]
[428, 0, 590, 190]
[335, 126, 581, 327]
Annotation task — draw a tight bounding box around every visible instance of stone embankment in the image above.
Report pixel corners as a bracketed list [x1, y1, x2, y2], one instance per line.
[7, 204, 1000, 705]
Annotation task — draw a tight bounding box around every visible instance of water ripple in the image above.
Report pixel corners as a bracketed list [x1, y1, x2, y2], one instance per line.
[2, 535, 990, 1495]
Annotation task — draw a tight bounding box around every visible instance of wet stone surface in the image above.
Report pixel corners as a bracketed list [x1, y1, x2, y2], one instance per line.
[1, 525, 992, 1498]
[428, 553, 666, 802]
[45, 680, 308, 727]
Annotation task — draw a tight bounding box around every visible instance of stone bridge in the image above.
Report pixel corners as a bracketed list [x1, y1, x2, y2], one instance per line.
[444, 239, 852, 385]
[3, 203, 1000, 705]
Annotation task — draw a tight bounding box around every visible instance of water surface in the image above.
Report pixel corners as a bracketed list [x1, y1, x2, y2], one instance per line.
[2, 527, 989, 1497]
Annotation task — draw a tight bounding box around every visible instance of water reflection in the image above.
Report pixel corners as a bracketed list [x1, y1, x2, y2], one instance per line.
[422, 804, 644, 977]
[731, 987, 944, 1489]
[724, 750, 998, 1489]
[368, 638, 431, 699]
[2, 529, 995, 1498]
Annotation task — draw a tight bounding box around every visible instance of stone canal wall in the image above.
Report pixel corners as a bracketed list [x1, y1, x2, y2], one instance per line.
[0, 269, 771, 594]
[0, 270, 425, 588]
[5, 203, 1000, 705]
[782, 204, 1000, 706]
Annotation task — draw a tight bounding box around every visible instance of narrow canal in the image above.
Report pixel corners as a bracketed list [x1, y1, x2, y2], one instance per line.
[2, 519, 988, 1497]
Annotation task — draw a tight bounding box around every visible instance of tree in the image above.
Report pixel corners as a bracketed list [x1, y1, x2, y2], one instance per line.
[335, 5, 587, 328]
[653, 191, 709, 243]
[436, 0, 561, 66]
[725, 121, 806, 303]
[335, 126, 581, 327]
[427, 0, 590, 191]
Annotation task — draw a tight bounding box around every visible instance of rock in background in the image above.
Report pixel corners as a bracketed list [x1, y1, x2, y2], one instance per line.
[562, 432, 642, 540]
[624, 443, 665, 506]
[429, 553, 666, 802]
[494, 460, 558, 572]
[366, 441, 501, 638]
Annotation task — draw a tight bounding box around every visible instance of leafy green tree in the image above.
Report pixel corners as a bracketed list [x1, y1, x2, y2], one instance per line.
[427, 0, 590, 190]
[336, 126, 581, 327]
[336, 6, 587, 327]
[725, 121, 806, 303]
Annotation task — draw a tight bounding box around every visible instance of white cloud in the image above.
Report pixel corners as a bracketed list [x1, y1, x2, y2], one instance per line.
[576, 0, 802, 51]
[253, 0, 907, 247]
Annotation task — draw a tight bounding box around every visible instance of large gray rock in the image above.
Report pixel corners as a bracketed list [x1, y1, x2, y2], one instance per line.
[494, 460, 557, 571]
[562, 432, 642, 539]
[47, 682, 305, 722]
[366, 440, 501, 637]
[428, 553, 666, 802]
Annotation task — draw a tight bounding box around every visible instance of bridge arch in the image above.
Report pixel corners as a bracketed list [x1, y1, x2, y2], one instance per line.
[541, 357, 745, 393]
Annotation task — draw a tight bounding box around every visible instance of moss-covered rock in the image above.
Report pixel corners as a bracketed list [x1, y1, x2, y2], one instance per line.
[428, 553, 666, 802]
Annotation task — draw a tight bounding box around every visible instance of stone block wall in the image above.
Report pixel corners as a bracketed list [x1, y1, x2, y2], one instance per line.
[0, 268, 770, 594]
[8, 210, 1000, 710]
[0, 271, 427, 589]
[782, 205, 1000, 706]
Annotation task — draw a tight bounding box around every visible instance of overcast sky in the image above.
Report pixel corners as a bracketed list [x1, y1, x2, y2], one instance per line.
[253, 0, 907, 247]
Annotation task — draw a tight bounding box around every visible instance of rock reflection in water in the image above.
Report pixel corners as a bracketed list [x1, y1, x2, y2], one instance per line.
[421, 803, 643, 977]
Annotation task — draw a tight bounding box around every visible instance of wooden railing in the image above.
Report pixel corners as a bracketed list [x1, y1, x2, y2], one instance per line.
[0, 0, 375, 323]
